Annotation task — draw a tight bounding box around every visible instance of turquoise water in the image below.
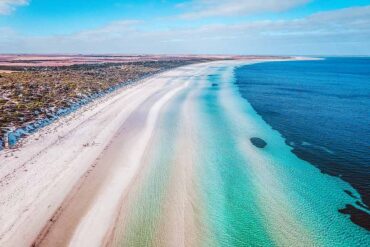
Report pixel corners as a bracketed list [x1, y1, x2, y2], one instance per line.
[112, 61, 370, 246]
[111, 78, 191, 246]
[193, 69, 274, 245]
[192, 63, 370, 246]
[235, 58, 370, 230]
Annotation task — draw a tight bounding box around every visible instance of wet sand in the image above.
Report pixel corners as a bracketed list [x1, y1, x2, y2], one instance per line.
[0, 62, 221, 246]
[2, 57, 363, 247]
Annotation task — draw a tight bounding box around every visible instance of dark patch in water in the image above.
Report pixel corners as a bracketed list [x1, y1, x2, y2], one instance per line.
[291, 148, 370, 218]
[208, 74, 219, 80]
[250, 137, 267, 148]
[344, 190, 357, 199]
[212, 83, 218, 87]
[339, 204, 370, 231]
[356, 201, 370, 211]
[235, 57, 370, 231]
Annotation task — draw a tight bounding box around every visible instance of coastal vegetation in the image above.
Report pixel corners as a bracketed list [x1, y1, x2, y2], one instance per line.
[0, 57, 213, 148]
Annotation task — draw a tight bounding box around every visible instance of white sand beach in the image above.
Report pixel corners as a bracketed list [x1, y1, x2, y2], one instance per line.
[3, 57, 365, 247]
[0, 61, 227, 246]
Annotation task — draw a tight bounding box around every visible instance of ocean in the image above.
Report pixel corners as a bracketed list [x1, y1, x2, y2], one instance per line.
[235, 57, 370, 231]
[108, 59, 370, 246]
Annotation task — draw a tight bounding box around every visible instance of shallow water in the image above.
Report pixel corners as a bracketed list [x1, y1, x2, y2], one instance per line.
[235, 58, 370, 229]
[111, 61, 370, 246]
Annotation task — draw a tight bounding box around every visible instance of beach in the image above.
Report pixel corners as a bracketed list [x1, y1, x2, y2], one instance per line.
[0, 59, 369, 247]
[0, 61, 219, 246]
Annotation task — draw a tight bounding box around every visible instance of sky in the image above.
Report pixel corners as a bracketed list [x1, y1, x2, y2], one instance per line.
[0, 0, 370, 55]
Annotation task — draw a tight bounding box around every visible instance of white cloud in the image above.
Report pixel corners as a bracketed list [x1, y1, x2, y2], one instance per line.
[179, 0, 310, 19]
[1, 6, 369, 55]
[0, 0, 29, 15]
[73, 20, 143, 41]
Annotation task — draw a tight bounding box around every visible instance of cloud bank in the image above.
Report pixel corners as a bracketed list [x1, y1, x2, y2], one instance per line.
[1, 6, 369, 55]
[178, 0, 310, 19]
[0, 0, 29, 15]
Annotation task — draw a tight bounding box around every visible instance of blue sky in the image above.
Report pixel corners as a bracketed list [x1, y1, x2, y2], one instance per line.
[1, 0, 370, 55]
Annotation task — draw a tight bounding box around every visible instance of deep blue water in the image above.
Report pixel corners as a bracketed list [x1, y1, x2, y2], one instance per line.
[235, 57, 370, 228]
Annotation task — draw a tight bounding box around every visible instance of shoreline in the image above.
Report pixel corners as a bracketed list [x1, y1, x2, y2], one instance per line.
[0, 58, 216, 151]
[233, 57, 370, 231]
[0, 61, 230, 246]
[0, 55, 298, 151]
[3, 57, 363, 247]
